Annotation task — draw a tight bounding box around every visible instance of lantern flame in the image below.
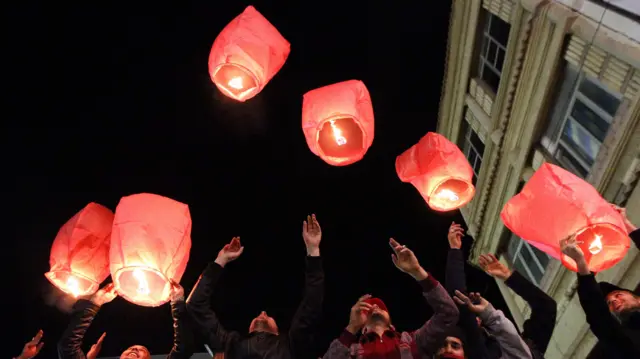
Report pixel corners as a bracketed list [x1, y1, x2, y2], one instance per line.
[329, 119, 347, 146]
[133, 268, 150, 296]
[228, 76, 244, 90]
[434, 189, 460, 202]
[66, 276, 81, 297]
[589, 235, 603, 255]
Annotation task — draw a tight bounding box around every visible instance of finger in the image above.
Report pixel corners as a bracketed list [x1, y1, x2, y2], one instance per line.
[488, 253, 499, 262]
[312, 214, 320, 230]
[453, 296, 466, 306]
[389, 238, 400, 249]
[357, 302, 373, 310]
[454, 290, 471, 304]
[36, 342, 44, 353]
[391, 254, 398, 265]
[31, 329, 44, 344]
[478, 256, 488, 268]
[303, 220, 308, 233]
[97, 332, 107, 344]
[358, 294, 372, 302]
[398, 247, 411, 255]
[237, 247, 245, 256]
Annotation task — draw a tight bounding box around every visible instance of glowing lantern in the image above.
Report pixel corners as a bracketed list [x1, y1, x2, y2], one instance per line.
[500, 163, 630, 272]
[110, 193, 192, 307]
[45, 203, 114, 297]
[396, 132, 475, 211]
[301, 80, 375, 166]
[208, 6, 290, 102]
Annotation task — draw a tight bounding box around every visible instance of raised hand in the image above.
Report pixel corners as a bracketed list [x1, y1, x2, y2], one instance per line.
[560, 234, 590, 274]
[17, 330, 44, 359]
[611, 204, 637, 233]
[302, 214, 322, 256]
[448, 222, 464, 249]
[86, 332, 106, 359]
[346, 294, 373, 334]
[478, 253, 512, 280]
[90, 283, 117, 307]
[215, 237, 244, 268]
[169, 281, 185, 302]
[453, 290, 490, 314]
[389, 238, 428, 280]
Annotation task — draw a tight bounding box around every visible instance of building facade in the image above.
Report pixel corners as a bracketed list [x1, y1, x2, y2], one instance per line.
[437, 0, 640, 358]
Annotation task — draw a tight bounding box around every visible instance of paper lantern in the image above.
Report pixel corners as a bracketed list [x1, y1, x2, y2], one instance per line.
[301, 80, 375, 166]
[208, 6, 290, 102]
[110, 193, 192, 307]
[396, 132, 475, 211]
[45, 203, 114, 297]
[501, 163, 630, 272]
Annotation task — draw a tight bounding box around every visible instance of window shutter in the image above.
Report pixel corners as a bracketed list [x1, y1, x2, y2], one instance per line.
[482, 0, 514, 23]
[564, 35, 639, 99]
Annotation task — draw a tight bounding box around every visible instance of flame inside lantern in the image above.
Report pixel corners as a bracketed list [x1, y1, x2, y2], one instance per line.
[113, 266, 171, 307]
[317, 116, 364, 160]
[212, 64, 259, 101]
[589, 235, 603, 255]
[427, 178, 475, 212]
[45, 270, 98, 297]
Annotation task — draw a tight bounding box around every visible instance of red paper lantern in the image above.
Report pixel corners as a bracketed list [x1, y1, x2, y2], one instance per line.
[110, 193, 192, 307]
[301, 80, 375, 166]
[208, 6, 290, 102]
[45, 203, 114, 297]
[396, 132, 475, 211]
[501, 163, 630, 272]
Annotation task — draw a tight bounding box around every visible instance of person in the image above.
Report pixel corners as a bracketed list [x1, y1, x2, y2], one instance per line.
[452, 291, 532, 359]
[57, 281, 192, 359]
[186, 214, 324, 359]
[560, 233, 640, 358]
[443, 222, 538, 359]
[322, 237, 460, 359]
[478, 252, 557, 359]
[14, 330, 44, 359]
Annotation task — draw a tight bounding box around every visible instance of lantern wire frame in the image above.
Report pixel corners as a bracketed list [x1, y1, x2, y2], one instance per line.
[212, 62, 262, 102]
[427, 176, 476, 212]
[560, 222, 630, 272]
[45, 270, 99, 297]
[112, 265, 172, 307]
[314, 114, 368, 165]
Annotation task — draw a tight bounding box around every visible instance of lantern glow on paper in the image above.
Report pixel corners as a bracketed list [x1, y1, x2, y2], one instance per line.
[110, 193, 192, 307]
[209, 6, 290, 102]
[45, 203, 114, 297]
[302, 80, 375, 166]
[500, 163, 630, 272]
[396, 132, 475, 211]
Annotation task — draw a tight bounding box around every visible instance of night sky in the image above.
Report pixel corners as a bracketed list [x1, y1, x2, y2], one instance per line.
[8, 1, 510, 358]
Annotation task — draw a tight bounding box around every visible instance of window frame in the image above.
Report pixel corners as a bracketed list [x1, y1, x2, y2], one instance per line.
[460, 119, 485, 184]
[477, 11, 510, 93]
[508, 235, 550, 286]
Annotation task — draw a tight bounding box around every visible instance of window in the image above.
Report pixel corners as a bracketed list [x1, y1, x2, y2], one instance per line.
[477, 11, 511, 93]
[542, 64, 622, 178]
[507, 234, 550, 286]
[459, 119, 485, 184]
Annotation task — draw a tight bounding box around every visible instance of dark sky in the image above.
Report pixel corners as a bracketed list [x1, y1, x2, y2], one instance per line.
[7, 1, 509, 358]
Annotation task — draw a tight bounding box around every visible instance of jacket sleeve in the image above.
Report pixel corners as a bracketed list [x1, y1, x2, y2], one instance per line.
[478, 304, 532, 359]
[412, 276, 460, 356]
[166, 298, 195, 359]
[186, 262, 238, 352]
[504, 270, 557, 353]
[445, 249, 490, 359]
[289, 256, 324, 357]
[57, 299, 100, 359]
[576, 273, 638, 356]
[322, 330, 357, 359]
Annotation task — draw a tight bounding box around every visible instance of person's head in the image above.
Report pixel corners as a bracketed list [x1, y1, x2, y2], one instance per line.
[435, 327, 466, 359]
[363, 297, 391, 331]
[601, 282, 640, 315]
[120, 345, 150, 359]
[249, 311, 279, 334]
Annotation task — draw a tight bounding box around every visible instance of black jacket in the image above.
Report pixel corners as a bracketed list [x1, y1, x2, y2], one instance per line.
[186, 256, 324, 359]
[57, 298, 194, 359]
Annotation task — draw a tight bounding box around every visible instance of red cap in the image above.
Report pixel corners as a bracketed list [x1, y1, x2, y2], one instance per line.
[364, 297, 388, 313]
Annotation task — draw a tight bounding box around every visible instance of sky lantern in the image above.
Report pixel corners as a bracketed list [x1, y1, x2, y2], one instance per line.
[110, 193, 192, 307]
[501, 163, 630, 272]
[208, 6, 290, 102]
[396, 132, 475, 211]
[301, 80, 375, 166]
[45, 203, 114, 298]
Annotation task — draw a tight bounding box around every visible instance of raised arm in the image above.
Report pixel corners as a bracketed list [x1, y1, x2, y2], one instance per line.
[479, 253, 557, 353]
[166, 283, 194, 359]
[58, 284, 116, 359]
[186, 237, 244, 352]
[389, 238, 459, 356]
[455, 291, 532, 359]
[289, 215, 325, 357]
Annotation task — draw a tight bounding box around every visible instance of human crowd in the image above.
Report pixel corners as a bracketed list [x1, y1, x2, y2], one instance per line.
[14, 210, 640, 359]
